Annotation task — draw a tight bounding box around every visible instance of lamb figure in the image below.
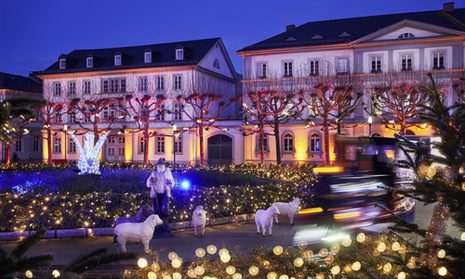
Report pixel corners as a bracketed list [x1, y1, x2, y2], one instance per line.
[192, 205, 207, 236]
[255, 205, 280, 236]
[272, 197, 301, 224]
[114, 214, 163, 253]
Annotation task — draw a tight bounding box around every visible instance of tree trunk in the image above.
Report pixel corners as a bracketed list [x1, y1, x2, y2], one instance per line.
[143, 131, 149, 164]
[47, 129, 53, 164]
[323, 117, 330, 165]
[258, 126, 265, 164]
[5, 143, 11, 166]
[400, 118, 407, 135]
[199, 124, 205, 165]
[336, 122, 342, 135]
[274, 118, 281, 165]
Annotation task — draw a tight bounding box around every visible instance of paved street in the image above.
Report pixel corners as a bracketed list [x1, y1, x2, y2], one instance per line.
[0, 201, 460, 267]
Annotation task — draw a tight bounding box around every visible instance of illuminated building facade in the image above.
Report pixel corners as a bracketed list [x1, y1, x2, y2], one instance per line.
[238, 3, 465, 163]
[35, 38, 243, 164]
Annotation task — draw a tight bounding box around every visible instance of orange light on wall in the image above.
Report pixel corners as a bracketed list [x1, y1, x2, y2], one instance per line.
[294, 138, 307, 161]
[298, 207, 323, 215]
[313, 166, 344, 174]
[333, 210, 361, 220]
[124, 132, 133, 163]
[41, 131, 49, 163]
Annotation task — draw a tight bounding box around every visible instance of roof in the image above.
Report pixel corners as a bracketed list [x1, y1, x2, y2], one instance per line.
[37, 38, 221, 75]
[0, 72, 42, 93]
[238, 8, 465, 52]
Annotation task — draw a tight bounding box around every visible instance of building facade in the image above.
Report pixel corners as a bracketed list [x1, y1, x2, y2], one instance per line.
[0, 72, 43, 163]
[238, 3, 465, 163]
[35, 38, 244, 164]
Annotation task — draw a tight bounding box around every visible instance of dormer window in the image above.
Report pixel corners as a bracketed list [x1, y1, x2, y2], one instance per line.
[175, 48, 184, 60]
[59, 58, 66, 70]
[144, 51, 152, 63]
[86, 57, 93, 68]
[114, 54, 122, 66]
[213, 59, 220, 69]
[398, 33, 415, 39]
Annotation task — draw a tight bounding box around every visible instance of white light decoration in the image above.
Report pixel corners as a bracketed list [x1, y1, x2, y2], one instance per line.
[137, 257, 148, 269]
[69, 131, 110, 175]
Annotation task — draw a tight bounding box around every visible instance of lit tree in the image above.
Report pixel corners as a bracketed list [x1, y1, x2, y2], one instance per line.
[124, 94, 166, 163]
[34, 102, 66, 164]
[244, 78, 304, 165]
[176, 76, 235, 165]
[369, 72, 431, 135]
[300, 74, 360, 165]
[70, 96, 125, 144]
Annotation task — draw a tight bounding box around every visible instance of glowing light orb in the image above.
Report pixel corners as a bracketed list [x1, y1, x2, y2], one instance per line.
[377, 242, 387, 252]
[438, 266, 447, 276]
[397, 271, 406, 279]
[25, 270, 33, 278]
[232, 273, 242, 279]
[226, 266, 236, 275]
[383, 263, 392, 273]
[267, 272, 278, 279]
[195, 248, 206, 258]
[151, 262, 160, 272]
[356, 232, 366, 243]
[138, 258, 148, 269]
[293, 257, 304, 267]
[342, 238, 352, 247]
[180, 179, 191, 190]
[437, 249, 446, 258]
[279, 275, 289, 279]
[248, 266, 259, 276]
[331, 265, 341, 275]
[194, 266, 205, 276]
[51, 270, 60, 278]
[391, 242, 400, 251]
[168, 252, 178, 261]
[207, 244, 217, 254]
[172, 272, 182, 279]
[352, 261, 361, 271]
[171, 258, 182, 268]
[219, 248, 229, 256]
[147, 271, 157, 279]
[273, 246, 284, 256]
[220, 253, 231, 263]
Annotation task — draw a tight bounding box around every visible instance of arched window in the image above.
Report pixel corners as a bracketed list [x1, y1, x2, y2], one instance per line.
[282, 133, 294, 152]
[398, 33, 414, 39]
[309, 133, 321, 152]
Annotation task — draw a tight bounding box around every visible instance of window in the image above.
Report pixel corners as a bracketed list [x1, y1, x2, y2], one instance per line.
[255, 135, 270, 152]
[83, 80, 91, 94]
[33, 137, 39, 152]
[53, 137, 61, 154]
[336, 57, 349, 74]
[156, 136, 165, 153]
[283, 61, 293, 77]
[174, 135, 183, 154]
[15, 139, 22, 152]
[370, 56, 382, 73]
[309, 59, 319, 76]
[102, 106, 109, 120]
[173, 103, 183, 120]
[398, 33, 415, 39]
[156, 105, 165, 121]
[86, 57, 93, 68]
[102, 78, 126, 93]
[400, 53, 413, 71]
[432, 51, 445, 70]
[309, 133, 321, 152]
[174, 75, 182, 90]
[108, 136, 116, 144]
[53, 82, 62, 96]
[69, 110, 76, 123]
[175, 48, 184, 60]
[256, 62, 267, 79]
[114, 54, 122, 66]
[59, 58, 66, 69]
[68, 81, 76, 97]
[68, 138, 76, 153]
[138, 136, 145, 154]
[109, 104, 117, 120]
[213, 59, 220, 69]
[156, 76, 165, 91]
[144, 52, 152, 63]
[282, 133, 294, 152]
[138, 76, 148, 92]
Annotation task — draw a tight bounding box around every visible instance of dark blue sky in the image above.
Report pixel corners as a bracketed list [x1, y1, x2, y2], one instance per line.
[0, 0, 453, 76]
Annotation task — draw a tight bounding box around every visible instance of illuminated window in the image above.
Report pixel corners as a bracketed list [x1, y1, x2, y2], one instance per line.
[336, 57, 349, 74]
[432, 51, 445, 70]
[309, 133, 321, 152]
[59, 58, 66, 69]
[156, 136, 165, 153]
[138, 136, 145, 154]
[256, 62, 267, 79]
[255, 135, 269, 152]
[370, 55, 382, 73]
[114, 54, 122, 66]
[282, 133, 294, 152]
[53, 82, 61, 96]
[175, 48, 184, 60]
[86, 57, 93, 68]
[68, 138, 76, 153]
[400, 53, 413, 71]
[144, 51, 152, 63]
[174, 135, 183, 154]
[53, 137, 61, 154]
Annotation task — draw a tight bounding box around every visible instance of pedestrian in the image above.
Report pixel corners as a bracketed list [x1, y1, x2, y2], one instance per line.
[146, 158, 174, 237]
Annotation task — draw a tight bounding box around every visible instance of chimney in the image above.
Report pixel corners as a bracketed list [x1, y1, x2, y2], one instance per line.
[286, 24, 296, 32]
[443, 2, 454, 12]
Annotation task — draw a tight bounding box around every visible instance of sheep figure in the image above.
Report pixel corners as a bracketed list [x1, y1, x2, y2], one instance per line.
[255, 205, 280, 236]
[272, 197, 301, 225]
[192, 205, 207, 236]
[114, 214, 163, 253]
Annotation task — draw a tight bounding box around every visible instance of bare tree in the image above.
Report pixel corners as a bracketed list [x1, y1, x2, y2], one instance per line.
[369, 72, 431, 135]
[299, 74, 360, 165]
[452, 77, 465, 104]
[123, 94, 166, 163]
[175, 75, 235, 165]
[244, 78, 303, 164]
[34, 102, 66, 164]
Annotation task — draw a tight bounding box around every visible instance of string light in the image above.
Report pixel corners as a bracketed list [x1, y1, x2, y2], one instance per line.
[226, 266, 236, 275]
[249, 266, 259, 276]
[438, 266, 448, 276]
[147, 271, 157, 279]
[138, 258, 148, 269]
[273, 246, 284, 256]
[51, 270, 60, 278]
[195, 248, 206, 258]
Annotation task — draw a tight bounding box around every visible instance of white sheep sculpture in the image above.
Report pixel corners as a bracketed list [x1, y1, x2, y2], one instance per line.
[114, 214, 163, 253]
[255, 205, 280, 236]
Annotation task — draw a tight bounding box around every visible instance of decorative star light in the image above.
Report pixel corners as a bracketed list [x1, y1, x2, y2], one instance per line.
[69, 131, 110, 175]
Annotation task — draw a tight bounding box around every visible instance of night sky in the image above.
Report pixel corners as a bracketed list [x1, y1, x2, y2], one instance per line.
[0, 0, 454, 76]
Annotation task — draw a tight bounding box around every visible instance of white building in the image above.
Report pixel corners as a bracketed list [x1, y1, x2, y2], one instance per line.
[238, 2, 465, 163]
[35, 38, 243, 164]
